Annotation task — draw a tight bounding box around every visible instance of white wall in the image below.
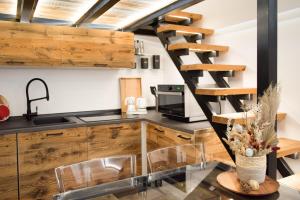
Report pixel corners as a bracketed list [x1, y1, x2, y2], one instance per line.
[0, 35, 174, 116]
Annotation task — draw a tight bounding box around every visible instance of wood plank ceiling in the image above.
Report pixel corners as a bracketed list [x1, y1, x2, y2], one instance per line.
[0, 0, 17, 15]
[0, 0, 178, 30]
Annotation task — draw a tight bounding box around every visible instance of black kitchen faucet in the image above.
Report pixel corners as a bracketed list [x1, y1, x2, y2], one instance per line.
[24, 78, 49, 120]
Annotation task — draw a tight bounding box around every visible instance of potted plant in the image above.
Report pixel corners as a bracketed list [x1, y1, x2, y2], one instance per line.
[223, 84, 280, 186]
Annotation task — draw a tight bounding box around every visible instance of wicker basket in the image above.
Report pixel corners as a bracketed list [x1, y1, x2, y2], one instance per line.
[236, 154, 266, 183]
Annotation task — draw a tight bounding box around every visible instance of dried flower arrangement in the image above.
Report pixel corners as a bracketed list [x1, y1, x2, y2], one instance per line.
[223, 84, 281, 157]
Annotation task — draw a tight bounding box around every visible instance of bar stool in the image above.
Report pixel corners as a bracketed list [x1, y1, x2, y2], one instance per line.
[55, 154, 136, 193]
[147, 144, 206, 173]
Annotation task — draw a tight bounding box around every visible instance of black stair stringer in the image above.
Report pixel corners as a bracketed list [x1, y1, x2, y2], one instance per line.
[184, 36, 243, 112]
[156, 31, 235, 161]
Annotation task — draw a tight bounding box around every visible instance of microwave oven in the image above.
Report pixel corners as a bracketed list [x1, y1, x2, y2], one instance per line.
[157, 84, 207, 122]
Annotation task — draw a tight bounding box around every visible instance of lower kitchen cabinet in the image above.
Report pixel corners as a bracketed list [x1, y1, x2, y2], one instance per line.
[0, 134, 18, 200]
[194, 128, 231, 164]
[147, 123, 194, 152]
[88, 122, 142, 175]
[18, 127, 88, 200]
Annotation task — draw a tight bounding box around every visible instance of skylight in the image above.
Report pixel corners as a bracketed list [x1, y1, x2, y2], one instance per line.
[34, 0, 98, 22]
[92, 0, 178, 30]
[0, 0, 17, 15]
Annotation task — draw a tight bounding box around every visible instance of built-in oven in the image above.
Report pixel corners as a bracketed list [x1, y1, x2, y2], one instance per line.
[157, 84, 207, 122]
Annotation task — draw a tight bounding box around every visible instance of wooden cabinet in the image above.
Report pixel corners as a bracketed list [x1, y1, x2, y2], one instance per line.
[0, 21, 134, 69]
[0, 134, 18, 200]
[88, 122, 142, 175]
[147, 123, 194, 152]
[194, 128, 232, 165]
[18, 127, 88, 200]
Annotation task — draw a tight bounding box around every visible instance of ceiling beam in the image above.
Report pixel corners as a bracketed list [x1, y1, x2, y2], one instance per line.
[16, 0, 22, 20]
[122, 0, 204, 32]
[0, 13, 17, 21]
[134, 29, 157, 37]
[17, 0, 39, 23]
[73, 0, 120, 27]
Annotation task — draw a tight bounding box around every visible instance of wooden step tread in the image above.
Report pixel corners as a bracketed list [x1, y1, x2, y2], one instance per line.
[212, 138, 300, 167]
[181, 64, 246, 72]
[212, 112, 287, 125]
[195, 88, 256, 96]
[168, 43, 229, 53]
[157, 24, 214, 36]
[277, 137, 300, 158]
[165, 11, 202, 23]
[279, 173, 300, 191]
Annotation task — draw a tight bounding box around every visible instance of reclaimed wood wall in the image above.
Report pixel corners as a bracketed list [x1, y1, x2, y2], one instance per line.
[0, 21, 134, 68]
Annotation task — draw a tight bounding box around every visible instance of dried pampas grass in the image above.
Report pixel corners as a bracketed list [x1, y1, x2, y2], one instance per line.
[223, 84, 281, 157]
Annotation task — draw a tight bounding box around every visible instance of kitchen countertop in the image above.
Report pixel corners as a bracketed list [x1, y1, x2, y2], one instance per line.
[0, 110, 212, 135]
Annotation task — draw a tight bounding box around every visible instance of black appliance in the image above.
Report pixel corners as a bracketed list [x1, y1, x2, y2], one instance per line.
[156, 84, 206, 122]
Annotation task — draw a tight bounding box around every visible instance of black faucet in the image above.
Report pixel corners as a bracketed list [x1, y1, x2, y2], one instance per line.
[24, 78, 49, 120]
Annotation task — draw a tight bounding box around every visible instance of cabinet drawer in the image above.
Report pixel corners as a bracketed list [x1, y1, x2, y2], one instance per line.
[88, 122, 141, 158]
[147, 123, 194, 151]
[88, 122, 141, 175]
[18, 127, 88, 200]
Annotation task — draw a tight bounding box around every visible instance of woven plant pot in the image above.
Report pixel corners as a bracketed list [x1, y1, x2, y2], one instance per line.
[236, 154, 266, 183]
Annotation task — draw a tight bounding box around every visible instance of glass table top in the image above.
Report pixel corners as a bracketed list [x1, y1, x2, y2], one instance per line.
[54, 162, 300, 200]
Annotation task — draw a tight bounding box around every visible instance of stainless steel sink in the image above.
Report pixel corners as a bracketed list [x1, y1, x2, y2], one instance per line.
[33, 116, 73, 126]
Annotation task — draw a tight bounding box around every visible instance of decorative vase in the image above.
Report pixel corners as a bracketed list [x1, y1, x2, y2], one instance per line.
[236, 154, 266, 183]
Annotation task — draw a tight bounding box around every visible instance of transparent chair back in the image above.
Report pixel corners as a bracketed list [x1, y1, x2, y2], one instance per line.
[147, 144, 206, 173]
[55, 154, 136, 193]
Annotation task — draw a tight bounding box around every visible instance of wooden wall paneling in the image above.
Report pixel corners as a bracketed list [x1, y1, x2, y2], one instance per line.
[0, 134, 18, 200]
[87, 122, 142, 175]
[18, 127, 88, 200]
[0, 21, 134, 68]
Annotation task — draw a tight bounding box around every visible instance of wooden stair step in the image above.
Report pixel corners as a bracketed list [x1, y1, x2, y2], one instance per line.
[168, 43, 229, 53]
[277, 137, 300, 158]
[279, 173, 300, 191]
[212, 138, 300, 167]
[195, 88, 256, 96]
[181, 64, 246, 72]
[212, 112, 287, 125]
[165, 11, 202, 23]
[157, 24, 214, 36]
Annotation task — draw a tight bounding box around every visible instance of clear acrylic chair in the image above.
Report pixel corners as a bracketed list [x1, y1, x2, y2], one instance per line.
[147, 143, 206, 173]
[55, 154, 136, 193]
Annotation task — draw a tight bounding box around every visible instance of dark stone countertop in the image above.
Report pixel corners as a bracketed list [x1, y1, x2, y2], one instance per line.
[0, 110, 212, 135]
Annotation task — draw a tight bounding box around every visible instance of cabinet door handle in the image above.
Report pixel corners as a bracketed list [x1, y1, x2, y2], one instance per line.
[94, 64, 108, 67]
[6, 61, 25, 65]
[177, 135, 191, 141]
[110, 126, 124, 130]
[154, 128, 164, 133]
[46, 132, 64, 137]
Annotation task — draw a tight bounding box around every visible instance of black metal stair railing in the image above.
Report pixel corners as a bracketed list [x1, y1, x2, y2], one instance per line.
[154, 28, 236, 161]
